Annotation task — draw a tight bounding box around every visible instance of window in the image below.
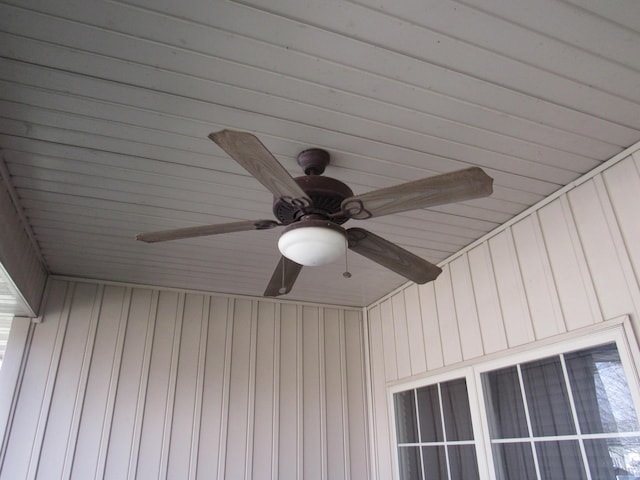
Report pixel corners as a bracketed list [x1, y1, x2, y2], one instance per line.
[484, 343, 640, 480]
[391, 320, 640, 480]
[394, 377, 480, 480]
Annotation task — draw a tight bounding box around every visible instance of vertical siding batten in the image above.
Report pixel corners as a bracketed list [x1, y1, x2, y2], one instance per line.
[601, 155, 640, 294]
[1, 279, 371, 480]
[489, 230, 535, 347]
[217, 297, 234, 480]
[323, 307, 347, 478]
[28, 280, 74, 480]
[467, 243, 508, 354]
[127, 289, 159, 480]
[511, 214, 566, 339]
[93, 287, 131, 480]
[403, 286, 427, 375]
[318, 307, 327, 480]
[593, 175, 640, 325]
[339, 309, 352, 480]
[379, 299, 398, 381]
[61, 283, 104, 479]
[418, 283, 445, 370]
[244, 300, 258, 480]
[160, 293, 185, 479]
[167, 293, 205, 479]
[568, 180, 635, 320]
[189, 295, 209, 480]
[345, 309, 369, 479]
[434, 265, 463, 365]
[537, 197, 602, 330]
[271, 302, 281, 480]
[297, 304, 303, 480]
[449, 256, 484, 360]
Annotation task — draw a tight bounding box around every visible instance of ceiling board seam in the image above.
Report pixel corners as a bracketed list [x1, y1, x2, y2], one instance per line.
[1, 51, 627, 155]
[0, 109, 578, 196]
[227, 0, 640, 107]
[353, 0, 640, 76]
[4, 5, 637, 139]
[0, 75, 611, 167]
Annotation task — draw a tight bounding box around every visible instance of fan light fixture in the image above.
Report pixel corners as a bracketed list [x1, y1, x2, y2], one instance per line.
[278, 221, 346, 266]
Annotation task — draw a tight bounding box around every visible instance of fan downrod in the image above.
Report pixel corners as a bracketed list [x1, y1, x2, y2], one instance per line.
[297, 148, 330, 176]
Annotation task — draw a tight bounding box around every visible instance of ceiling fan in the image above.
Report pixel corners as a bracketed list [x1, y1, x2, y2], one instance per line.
[136, 130, 493, 297]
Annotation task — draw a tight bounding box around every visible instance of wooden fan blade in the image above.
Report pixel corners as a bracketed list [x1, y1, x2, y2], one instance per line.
[347, 228, 442, 284]
[341, 167, 493, 219]
[210, 130, 310, 205]
[136, 219, 280, 243]
[264, 256, 303, 297]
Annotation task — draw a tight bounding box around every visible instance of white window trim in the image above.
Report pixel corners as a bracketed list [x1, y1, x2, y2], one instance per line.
[387, 316, 640, 480]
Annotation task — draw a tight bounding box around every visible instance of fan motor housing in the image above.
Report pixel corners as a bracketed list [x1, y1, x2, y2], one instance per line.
[273, 175, 354, 225]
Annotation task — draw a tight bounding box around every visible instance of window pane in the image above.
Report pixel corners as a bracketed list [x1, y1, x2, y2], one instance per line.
[584, 437, 640, 480]
[441, 378, 474, 441]
[417, 385, 444, 443]
[536, 440, 587, 480]
[566, 343, 640, 434]
[448, 445, 480, 480]
[398, 446, 423, 480]
[483, 366, 529, 438]
[395, 391, 418, 444]
[522, 356, 576, 436]
[492, 442, 537, 480]
[422, 446, 447, 480]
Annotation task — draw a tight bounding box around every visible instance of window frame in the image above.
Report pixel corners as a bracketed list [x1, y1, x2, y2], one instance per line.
[387, 316, 640, 480]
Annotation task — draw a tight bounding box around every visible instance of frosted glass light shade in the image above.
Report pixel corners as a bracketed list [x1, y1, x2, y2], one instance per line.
[278, 226, 346, 266]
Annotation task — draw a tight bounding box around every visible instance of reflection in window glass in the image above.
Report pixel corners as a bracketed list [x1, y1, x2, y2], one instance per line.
[483, 342, 640, 480]
[394, 390, 418, 444]
[398, 446, 422, 480]
[492, 443, 537, 480]
[483, 366, 529, 438]
[394, 378, 478, 480]
[566, 343, 639, 434]
[522, 356, 575, 437]
[417, 385, 443, 443]
[441, 378, 474, 441]
[536, 440, 586, 480]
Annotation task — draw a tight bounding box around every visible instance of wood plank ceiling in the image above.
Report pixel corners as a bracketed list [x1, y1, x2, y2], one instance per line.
[1, 0, 639, 307]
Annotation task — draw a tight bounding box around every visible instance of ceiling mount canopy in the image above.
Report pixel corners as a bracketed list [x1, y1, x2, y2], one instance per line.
[136, 130, 493, 297]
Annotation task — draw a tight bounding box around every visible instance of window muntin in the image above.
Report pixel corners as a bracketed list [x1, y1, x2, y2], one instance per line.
[394, 378, 480, 480]
[483, 342, 640, 480]
[392, 322, 640, 480]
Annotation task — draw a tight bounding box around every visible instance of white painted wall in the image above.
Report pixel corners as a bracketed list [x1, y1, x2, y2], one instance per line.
[0, 278, 369, 479]
[366, 149, 640, 479]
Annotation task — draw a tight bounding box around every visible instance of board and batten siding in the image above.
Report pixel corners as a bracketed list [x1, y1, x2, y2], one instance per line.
[366, 148, 640, 479]
[0, 278, 369, 480]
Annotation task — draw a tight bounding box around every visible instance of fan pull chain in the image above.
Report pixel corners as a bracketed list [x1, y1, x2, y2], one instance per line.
[279, 259, 287, 294]
[343, 235, 352, 279]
